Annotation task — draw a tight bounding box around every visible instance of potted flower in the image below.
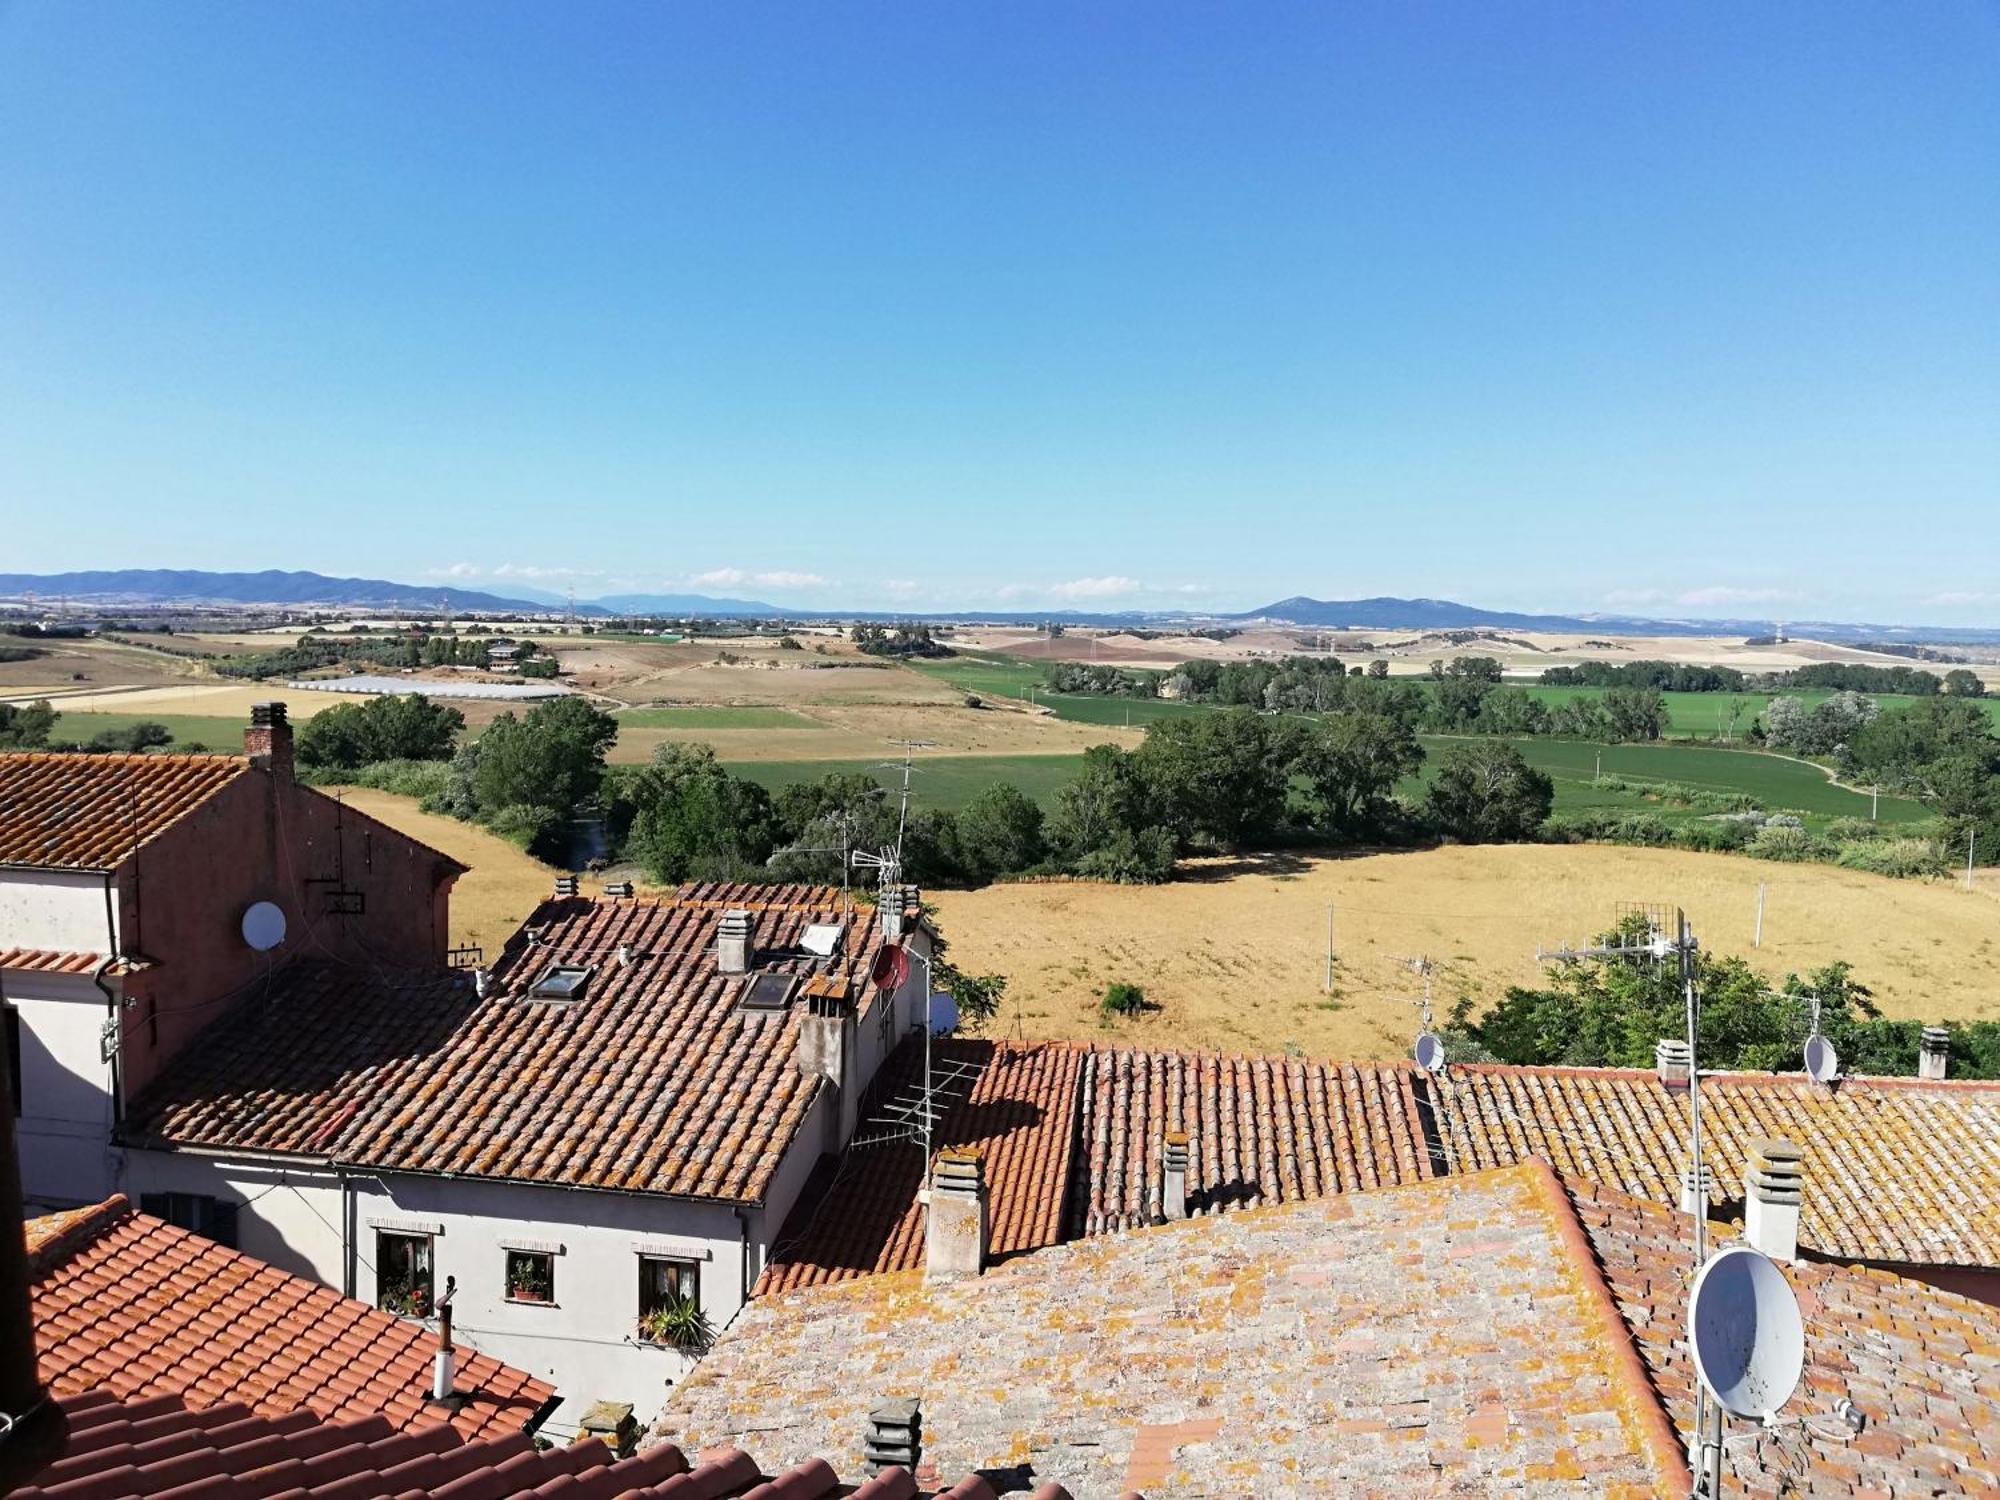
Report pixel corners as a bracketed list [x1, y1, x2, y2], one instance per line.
[381, 1281, 431, 1319]
[637, 1292, 713, 1354]
[507, 1260, 552, 1304]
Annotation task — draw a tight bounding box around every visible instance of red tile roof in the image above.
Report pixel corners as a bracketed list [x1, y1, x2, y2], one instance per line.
[15, 1391, 1087, 1499]
[0, 948, 126, 976]
[673, 1165, 1687, 1496]
[131, 884, 901, 1203]
[0, 752, 251, 870]
[27, 1196, 552, 1442]
[1430, 1063, 2000, 1269]
[1564, 1172, 2000, 1495]
[760, 1041, 1435, 1293]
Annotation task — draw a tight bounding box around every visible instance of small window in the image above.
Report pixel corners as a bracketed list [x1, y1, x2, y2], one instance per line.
[637, 1255, 707, 1350]
[529, 964, 593, 1001]
[139, 1192, 239, 1248]
[378, 1231, 434, 1318]
[505, 1248, 555, 1305]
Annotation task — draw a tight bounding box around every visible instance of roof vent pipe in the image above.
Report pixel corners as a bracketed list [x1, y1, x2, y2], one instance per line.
[431, 1276, 458, 1402]
[1919, 1026, 1951, 1081]
[1655, 1038, 1692, 1089]
[1159, 1130, 1191, 1223]
[1743, 1138, 1803, 1263]
[1679, 1161, 1715, 1218]
[554, 875, 579, 900]
[863, 1397, 921, 1477]
[717, 910, 755, 975]
[472, 968, 491, 998]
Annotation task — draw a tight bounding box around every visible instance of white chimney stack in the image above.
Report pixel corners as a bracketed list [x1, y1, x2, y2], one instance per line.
[925, 1150, 987, 1278]
[717, 910, 755, 975]
[1743, 1138, 1803, 1263]
[1679, 1161, 1714, 1218]
[431, 1276, 458, 1402]
[1160, 1131, 1191, 1223]
[1655, 1038, 1692, 1089]
[1919, 1026, 1950, 1081]
[472, 968, 491, 998]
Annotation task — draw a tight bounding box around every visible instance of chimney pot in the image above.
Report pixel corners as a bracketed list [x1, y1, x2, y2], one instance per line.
[1655, 1038, 1692, 1089]
[1160, 1130, 1192, 1223]
[431, 1276, 457, 1402]
[863, 1397, 922, 1476]
[925, 1149, 987, 1279]
[553, 875, 579, 900]
[1679, 1161, 1715, 1217]
[797, 979, 855, 1089]
[880, 886, 910, 943]
[716, 910, 755, 974]
[1743, 1138, 1803, 1263]
[1919, 1026, 1951, 1081]
[244, 701, 294, 780]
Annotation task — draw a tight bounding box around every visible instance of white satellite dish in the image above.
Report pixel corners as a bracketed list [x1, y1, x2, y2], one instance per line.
[240, 900, 288, 953]
[926, 991, 959, 1037]
[1414, 1031, 1446, 1074]
[1803, 1034, 1840, 1084]
[1688, 1246, 1805, 1422]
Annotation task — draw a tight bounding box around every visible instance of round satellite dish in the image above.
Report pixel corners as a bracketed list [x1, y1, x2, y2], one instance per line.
[927, 991, 960, 1037]
[1688, 1246, 1805, 1421]
[1414, 1031, 1445, 1073]
[869, 944, 911, 991]
[1803, 1034, 1839, 1084]
[240, 900, 287, 953]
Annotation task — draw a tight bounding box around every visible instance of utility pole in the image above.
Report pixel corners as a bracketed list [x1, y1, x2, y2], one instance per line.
[1871, 785, 1879, 822]
[1754, 883, 1765, 949]
[1594, 750, 1602, 782]
[1323, 903, 1335, 992]
[1970, 829, 1979, 892]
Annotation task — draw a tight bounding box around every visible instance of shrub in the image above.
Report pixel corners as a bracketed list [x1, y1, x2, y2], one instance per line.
[1833, 837, 1948, 878]
[485, 802, 562, 851]
[1101, 982, 1148, 1018]
[1610, 814, 1673, 847]
[1748, 824, 1823, 862]
[1674, 819, 1754, 853]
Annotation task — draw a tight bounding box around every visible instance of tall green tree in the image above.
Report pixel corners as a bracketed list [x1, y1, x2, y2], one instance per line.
[1134, 710, 1293, 848]
[623, 743, 777, 883]
[1295, 710, 1422, 834]
[1425, 740, 1554, 842]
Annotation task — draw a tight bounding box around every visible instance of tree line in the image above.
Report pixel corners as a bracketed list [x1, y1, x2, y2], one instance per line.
[1544, 658, 1985, 698]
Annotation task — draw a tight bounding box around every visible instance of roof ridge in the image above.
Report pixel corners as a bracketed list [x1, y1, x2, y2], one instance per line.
[1516, 1160, 1693, 1496]
[24, 1195, 134, 1277]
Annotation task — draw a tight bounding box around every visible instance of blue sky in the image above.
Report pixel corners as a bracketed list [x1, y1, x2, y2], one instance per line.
[2, 3, 1995, 621]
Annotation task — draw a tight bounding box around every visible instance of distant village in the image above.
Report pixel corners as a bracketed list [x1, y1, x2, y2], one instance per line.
[3, 702, 1998, 1496]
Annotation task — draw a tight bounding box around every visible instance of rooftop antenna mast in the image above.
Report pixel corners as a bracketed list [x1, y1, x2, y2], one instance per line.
[881, 739, 935, 855]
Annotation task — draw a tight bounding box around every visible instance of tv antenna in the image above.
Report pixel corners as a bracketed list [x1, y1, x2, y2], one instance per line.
[880, 739, 935, 852]
[1761, 989, 1838, 1083]
[1393, 955, 1444, 1074]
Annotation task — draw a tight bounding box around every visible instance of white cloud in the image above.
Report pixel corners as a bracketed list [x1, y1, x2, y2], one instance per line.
[1045, 576, 1144, 600]
[425, 563, 482, 579]
[882, 578, 922, 598]
[1924, 590, 1998, 608]
[689, 568, 830, 591]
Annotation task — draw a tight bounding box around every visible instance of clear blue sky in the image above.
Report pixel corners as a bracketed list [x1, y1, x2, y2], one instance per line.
[2, 3, 1995, 621]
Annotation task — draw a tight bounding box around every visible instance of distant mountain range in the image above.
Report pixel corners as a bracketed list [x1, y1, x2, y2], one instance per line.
[2, 570, 1996, 644]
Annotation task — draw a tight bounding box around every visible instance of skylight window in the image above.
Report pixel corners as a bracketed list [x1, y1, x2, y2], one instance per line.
[528, 964, 593, 1001]
[801, 923, 846, 958]
[738, 972, 796, 1015]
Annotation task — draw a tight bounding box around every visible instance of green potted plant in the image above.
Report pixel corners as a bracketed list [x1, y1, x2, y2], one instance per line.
[507, 1259, 552, 1304]
[381, 1281, 431, 1319]
[637, 1291, 713, 1354]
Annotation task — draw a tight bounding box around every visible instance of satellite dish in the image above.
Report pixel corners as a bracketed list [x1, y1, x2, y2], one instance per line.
[1414, 1031, 1445, 1073]
[1688, 1246, 1805, 1422]
[870, 944, 911, 991]
[927, 991, 959, 1037]
[1803, 1034, 1840, 1084]
[240, 901, 287, 952]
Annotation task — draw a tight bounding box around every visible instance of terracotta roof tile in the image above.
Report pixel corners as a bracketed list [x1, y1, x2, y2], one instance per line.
[0, 948, 135, 976]
[670, 1166, 1681, 1496]
[0, 751, 251, 870]
[24, 1196, 553, 1443]
[129, 885, 901, 1203]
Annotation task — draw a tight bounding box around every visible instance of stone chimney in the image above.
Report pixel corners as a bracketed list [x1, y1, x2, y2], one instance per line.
[1919, 1026, 1951, 1081]
[554, 874, 579, 899]
[863, 1398, 922, 1477]
[244, 701, 293, 780]
[1655, 1038, 1692, 1089]
[1743, 1138, 1803, 1263]
[1159, 1130, 1191, 1223]
[798, 978, 854, 1089]
[1679, 1161, 1715, 1218]
[717, 910, 755, 975]
[879, 885, 914, 943]
[925, 1149, 987, 1278]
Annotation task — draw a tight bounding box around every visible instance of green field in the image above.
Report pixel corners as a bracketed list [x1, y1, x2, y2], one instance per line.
[41, 711, 250, 751]
[616, 706, 819, 729]
[1410, 736, 1928, 827]
[913, 655, 1203, 725]
[727, 754, 1086, 810]
[1502, 683, 2000, 739]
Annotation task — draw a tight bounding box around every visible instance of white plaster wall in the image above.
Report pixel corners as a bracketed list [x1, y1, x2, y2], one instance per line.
[9, 972, 118, 1208]
[0, 869, 119, 955]
[120, 1148, 765, 1440]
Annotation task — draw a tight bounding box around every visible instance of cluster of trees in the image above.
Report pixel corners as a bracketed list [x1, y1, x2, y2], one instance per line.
[850, 623, 951, 659]
[217, 631, 534, 681]
[1543, 658, 1987, 699]
[440, 697, 619, 854]
[1541, 660, 1748, 692]
[1775, 662, 1977, 697]
[1444, 923, 1998, 1078]
[0, 702, 177, 755]
[1046, 662, 1154, 697]
[0, 700, 58, 749]
[296, 694, 466, 770]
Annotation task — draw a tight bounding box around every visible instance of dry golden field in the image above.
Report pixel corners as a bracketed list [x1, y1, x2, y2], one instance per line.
[931, 844, 2000, 1058]
[336, 788, 559, 955]
[608, 702, 1138, 765]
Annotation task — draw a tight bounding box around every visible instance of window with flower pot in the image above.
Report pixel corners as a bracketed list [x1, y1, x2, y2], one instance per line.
[505, 1248, 555, 1305]
[636, 1255, 710, 1352]
[376, 1231, 433, 1318]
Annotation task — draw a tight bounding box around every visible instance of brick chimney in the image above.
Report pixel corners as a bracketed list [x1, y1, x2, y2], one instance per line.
[717, 910, 755, 975]
[1919, 1026, 1951, 1081]
[1743, 1138, 1803, 1263]
[1655, 1038, 1692, 1089]
[925, 1149, 987, 1278]
[1159, 1130, 1191, 1223]
[244, 701, 293, 780]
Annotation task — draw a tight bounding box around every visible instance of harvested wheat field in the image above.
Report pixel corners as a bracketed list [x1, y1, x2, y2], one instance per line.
[610, 701, 1139, 764]
[335, 789, 559, 956]
[931, 845, 2000, 1059]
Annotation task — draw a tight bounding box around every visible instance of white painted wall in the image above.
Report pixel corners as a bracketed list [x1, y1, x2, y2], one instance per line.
[8, 970, 119, 1209]
[0, 868, 120, 955]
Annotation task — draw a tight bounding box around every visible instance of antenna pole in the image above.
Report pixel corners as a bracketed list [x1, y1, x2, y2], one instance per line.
[1677, 905, 1720, 1498]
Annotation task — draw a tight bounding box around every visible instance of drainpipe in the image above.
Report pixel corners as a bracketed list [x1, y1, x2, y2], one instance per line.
[95, 874, 124, 1134]
[735, 1207, 752, 1307]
